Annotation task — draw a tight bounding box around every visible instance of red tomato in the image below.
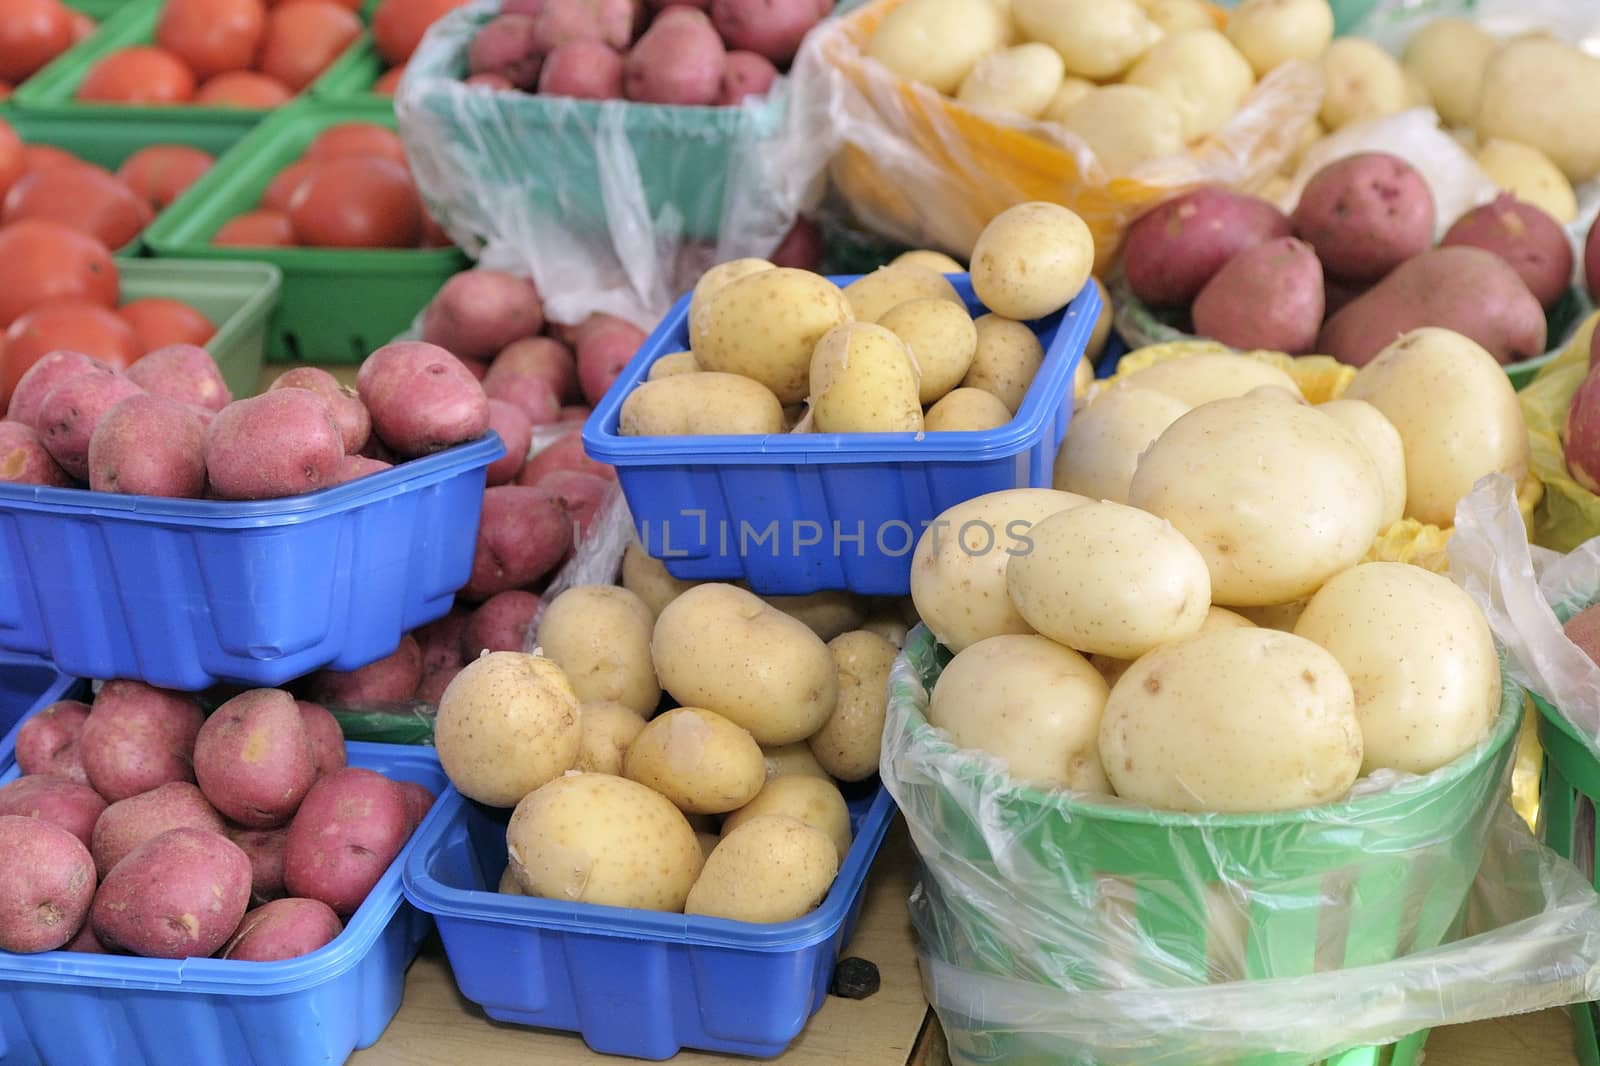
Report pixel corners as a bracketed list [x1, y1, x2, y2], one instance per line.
[0, 119, 21, 203]
[194, 70, 292, 107]
[0, 0, 74, 83]
[0, 219, 120, 327]
[257, 1, 360, 92]
[373, 64, 405, 94]
[2, 164, 153, 250]
[0, 82, 12, 101]
[213, 209, 295, 246]
[20, 143, 77, 172]
[78, 47, 197, 103]
[258, 158, 316, 211]
[304, 122, 407, 166]
[115, 145, 215, 211]
[155, 0, 266, 81]
[373, 0, 470, 65]
[118, 298, 215, 352]
[419, 209, 451, 248]
[2, 301, 139, 400]
[288, 157, 421, 248]
[69, 9, 93, 40]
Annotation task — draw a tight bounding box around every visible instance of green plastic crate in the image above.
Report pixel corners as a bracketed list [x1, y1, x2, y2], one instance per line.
[118, 258, 281, 401]
[143, 103, 466, 363]
[892, 625, 1524, 1066]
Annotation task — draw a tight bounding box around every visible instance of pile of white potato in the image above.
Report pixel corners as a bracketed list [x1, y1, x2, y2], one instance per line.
[620, 201, 1111, 438]
[912, 326, 1528, 812]
[431, 555, 911, 923]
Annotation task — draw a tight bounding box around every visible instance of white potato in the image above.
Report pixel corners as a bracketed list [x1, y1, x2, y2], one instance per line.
[1042, 76, 1096, 124]
[1101, 628, 1362, 812]
[1233, 599, 1309, 632]
[1126, 30, 1256, 143]
[910, 488, 1089, 652]
[928, 634, 1111, 792]
[1114, 352, 1301, 408]
[861, 610, 909, 649]
[865, 0, 1009, 94]
[620, 372, 785, 436]
[497, 866, 525, 895]
[1316, 398, 1406, 529]
[1062, 85, 1187, 175]
[1401, 66, 1430, 109]
[1073, 359, 1093, 406]
[763, 590, 868, 641]
[686, 815, 839, 923]
[506, 773, 703, 910]
[622, 541, 700, 620]
[1319, 38, 1408, 130]
[970, 202, 1093, 323]
[1014, 0, 1160, 80]
[810, 322, 924, 433]
[1052, 385, 1192, 506]
[1091, 604, 1254, 688]
[958, 42, 1064, 119]
[1128, 390, 1385, 606]
[1085, 277, 1113, 365]
[963, 314, 1045, 413]
[536, 585, 661, 715]
[573, 700, 648, 776]
[1137, 0, 1213, 34]
[1477, 38, 1600, 183]
[879, 297, 979, 404]
[1342, 328, 1529, 528]
[891, 249, 965, 273]
[1225, 0, 1333, 77]
[1294, 563, 1501, 776]
[688, 258, 773, 352]
[623, 707, 766, 815]
[694, 269, 853, 404]
[1403, 19, 1495, 126]
[1475, 139, 1579, 224]
[437, 652, 581, 807]
[722, 775, 853, 862]
[762, 743, 831, 780]
[811, 629, 897, 781]
[926, 387, 1014, 431]
[843, 264, 963, 324]
[647, 352, 699, 380]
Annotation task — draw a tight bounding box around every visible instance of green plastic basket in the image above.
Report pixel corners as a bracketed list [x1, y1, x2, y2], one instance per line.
[143, 103, 467, 363]
[310, 38, 390, 102]
[118, 258, 280, 400]
[892, 625, 1524, 1066]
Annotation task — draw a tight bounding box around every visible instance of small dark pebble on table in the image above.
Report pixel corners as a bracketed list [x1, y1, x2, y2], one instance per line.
[829, 956, 880, 1000]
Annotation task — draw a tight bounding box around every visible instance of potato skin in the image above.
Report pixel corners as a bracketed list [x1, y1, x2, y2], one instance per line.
[963, 315, 1045, 414]
[762, 743, 830, 780]
[227, 824, 290, 905]
[91, 781, 225, 878]
[307, 636, 424, 707]
[80, 681, 206, 802]
[686, 814, 839, 923]
[1052, 386, 1191, 506]
[878, 297, 978, 405]
[15, 699, 92, 784]
[537, 585, 661, 714]
[92, 827, 252, 959]
[763, 591, 867, 642]
[194, 689, 318, 829]
[420, 269, 543, 362]
[622, 8, 724, 106]
[1441, 194, 1573, 311]
[723, 774, 853, 862]
[1191, 237, 1324, 355]
[0, 815, 96, 954]
[357, 341, 491, 458]
[621, 542, 700, 619]
[1291, 153, 1435, 285]
[268, 366, 370, 454]
[619, 372, 785, 436]
[1402, 17, 1495, 128]
[204, 389, 345, 500]
[694, 269, 853, 404]
[970, 202, 1093, 322]
[623, 707, 766, 815]
[573, 700, 647, 775]
[222, 897, 344, 961]
[296, 701, 348, 777]
[435, 651, 582, 807]
[1122, 187, 1292, 309]
[810, 323, 924, 434]
[127, 344, 230, 416]
[810, 630, 897, 782]
[0, 775, 106, 850]
[33, 367, 145, 482]
[88, 393, 208, 498]
[925, 387, 1013, 432]
[0, 421, 73, 487]
[283, 768, 412, 916]
[464, 485, 573, 601]
[1477, 38, 1600, 183]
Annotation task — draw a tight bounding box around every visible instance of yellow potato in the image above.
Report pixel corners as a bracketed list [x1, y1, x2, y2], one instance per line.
[879, 297, 978, 404]
[622, 541, 700, 620]
[1014, 0, 1160, 80]
[1401, 66, 1430, 109]
[573, 700, 648, 776]
[497, 866, 525, 895]
[1062, 85, 1187, 175]
[1319, 38, 1408, 130]
[506, 773, 703, 910]
[647, 351, 700, 380]
[1085, 277, 1113, 365]
[722, 775, 853, 862]
[928, 634, 1111, 792]
[1072, 359, 1093, 406]
[652, 584, 838, 745]
[963, 314, 1045, 413]
[535, 585, 660, 715]
[1281, 118, 1325, 176]
[910, 488, 1088, 652]
[1342, 328, 1529, 528]
[620, 373, 784, 436]
[1091, 605, 1254, 688]
[1007, 501, 1212, 659]
[970, 202, 1093, 324]
[623, 707, 766, 815]
[1225, 0, 1334, 77]
[925, 387, 1014, 431]
[1475, 139, 1579, 224]
[1042, 76, 1096, 124]
[861, 609, 909, 648]
[1052, 385, 1192, 506]
[689, 258, 773, 351]
[957, 42, 1065, 119]
[1233, 599, 1309, 631]
[763, 590, 868, 642]
[1477, 38, 1600, 183]
[1100, 628, 1363, 812]
[696, 831, 721, 862]
[865, 0, 1009, 94]
[892, 249, 965, 273]
[686, 815, 839, 923]
[1294, 563, 1500, 776]
[1114, 352, 1301, 408]
[762, 743, 831, 780]
[694, 269, 853, 404]
[1136, 0, 1213, 34]
[811, 629, 897, 781]
[1126, 30, 1256, 143]
[436, 652, 581, 807]
[1316, 398, 1407, 529]
[842, 265, 963, 324]
[810, 323, 924, 433]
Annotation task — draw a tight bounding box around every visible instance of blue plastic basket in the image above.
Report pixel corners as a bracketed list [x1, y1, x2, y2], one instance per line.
[0, 655, 85, 770]
[402, 781, 897, 1061]
[0, 433, 504, 692]
[582, 274, 1100, 596]
[0, 739, 445, 1066]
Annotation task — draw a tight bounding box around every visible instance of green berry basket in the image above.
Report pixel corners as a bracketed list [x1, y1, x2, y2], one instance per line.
[142, 102, 468, 363]
[886, 624, 1524, 1066]
[118, 257, 281, 400]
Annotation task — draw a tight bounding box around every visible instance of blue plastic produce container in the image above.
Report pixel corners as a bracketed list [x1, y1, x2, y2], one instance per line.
[403, 782, 897, 1060]
[583, 275, 1101, 596]
[0, 433, 504, 692]
[0, 740, 446, 1066]
[0, 654, 85, 770]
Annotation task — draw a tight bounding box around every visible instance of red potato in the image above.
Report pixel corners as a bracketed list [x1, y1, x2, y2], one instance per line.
[414, 667, 459, 705]
[414, 607, 471, 678]
[577, 318, 646, 405]
[307, 635, 424, 706]
[126, 343, 231, 412]
[464, 484, 574, 599]
[64, 923, 110, 954]
[488, 337, 579, 403]
[718, 49, 779, 105]
[0, 775, 106, 850]
[464, 72, 514, 89]
[519, 427, 616, 484]
[0, 816, 95, 954]
[268, 366, 372, 454]
[770, 216, 823, 269]
[711, 0, 821, 66]
[1587, 215, 1600, 305]
[486, 373, 561, 426]
[79, 680, 205, 802]
[623, 6, 725, 105]
[194, 689, 318, 828]
[529, 0, 604, 53]
[295, 701, 348, 777]
[1325, 277, 1367, 318]
[468, 14, 544, 90]
[397, 780, 436, 832]
[0, 422, 73, 487]
[421, 270, 544, 363]
[222, 897, 343, 961]
[90, 781, 226, 878]
[1566, 603, 1600, 663]
[1441, 194, 1574, 311]
[92, 827, 252, 959]
[1291, 152, 1435, 285]
[533, 469, 611, 542]
[227, 824, 290, 904]
[283, 768, 412, 915]
[506, 0, 635, 47]
[559, 405, 591, 425]
[485, 399, 534, 485]
[1121, 187, 1292, 308]
[6, 349, 104, 425]
[357, 341, 491, 458]
[464, 589, 542, 657]
[539, 40, 624, 98]
[87, 393, 209, 498]
[332, 454, 392, 484]
[205, 388, 345, 500]
[15, 699, 92, 783]
[32, 367, 144, 481]
[1565, 370, 1600, 493]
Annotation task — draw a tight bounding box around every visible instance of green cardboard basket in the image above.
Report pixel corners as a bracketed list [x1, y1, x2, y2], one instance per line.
[118, 258, 281, 401]
[143, 103, 466, 363]
[892, 625, 1524, 1066]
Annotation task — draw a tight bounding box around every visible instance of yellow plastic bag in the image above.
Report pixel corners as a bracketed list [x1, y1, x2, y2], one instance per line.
[1520, 311, 1600, 552]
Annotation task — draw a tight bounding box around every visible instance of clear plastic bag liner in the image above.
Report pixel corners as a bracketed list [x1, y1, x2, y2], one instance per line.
[396, 0, 828, 331]
[884, 624, 1600, 1066]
